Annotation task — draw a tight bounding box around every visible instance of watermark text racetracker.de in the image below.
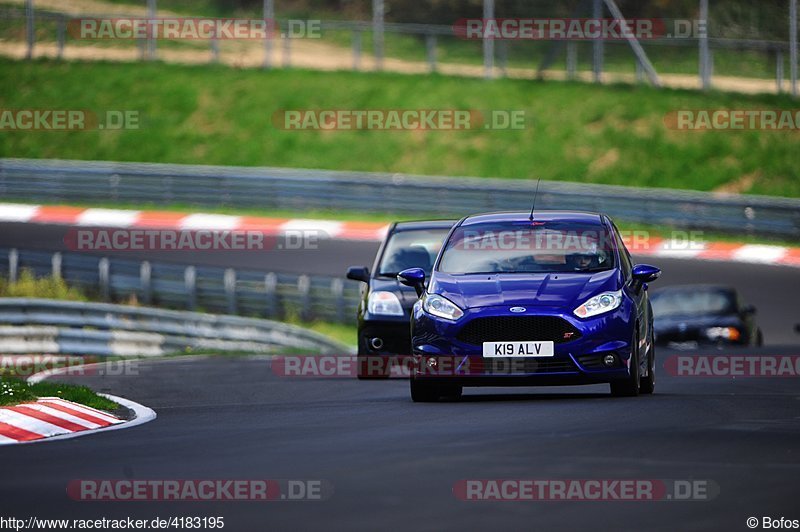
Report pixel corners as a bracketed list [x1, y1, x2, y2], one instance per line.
[273, 109, 528, 131]
[453, 479, 719, 501]
[452, 18, 707, 40]
[70, 18, 321, 40]
[67, 479, 332, 501]
[665, 109, 800, 131]
[665, 355, 800, 378]
[63, 229, 321, 252]
[0, 110, 140, 131]
[0, 516, 225, 530]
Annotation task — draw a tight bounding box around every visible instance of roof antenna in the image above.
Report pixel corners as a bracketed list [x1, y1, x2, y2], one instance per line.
[528, 178, 541, 222]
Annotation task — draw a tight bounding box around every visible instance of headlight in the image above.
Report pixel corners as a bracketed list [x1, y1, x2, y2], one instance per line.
[423, 293, 464, 321]
[368, 291, 404, 316]
[574, 290, 623, 318]
[705, 327, 741, 341]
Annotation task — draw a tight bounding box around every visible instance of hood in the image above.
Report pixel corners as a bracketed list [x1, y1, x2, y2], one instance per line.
[429, 270, 620, 310]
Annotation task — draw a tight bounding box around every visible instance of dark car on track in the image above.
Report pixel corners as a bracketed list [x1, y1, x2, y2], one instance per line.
[347, 220, 454, 378]
[398, 211, 662, 401]
[650, 284, 763, 348]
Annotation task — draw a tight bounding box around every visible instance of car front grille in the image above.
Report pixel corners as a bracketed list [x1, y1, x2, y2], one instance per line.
[474, 357, 578, 375]
[456, 316, 581, 346]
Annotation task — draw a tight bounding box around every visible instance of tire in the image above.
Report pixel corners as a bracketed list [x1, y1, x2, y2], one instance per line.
[410, 379, 441, 402]
[611, 332, 641, 397]
[639, 328, 656, 395]
[439, 385, 463, 402]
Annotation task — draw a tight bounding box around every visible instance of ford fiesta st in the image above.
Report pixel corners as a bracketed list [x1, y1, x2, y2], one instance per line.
[398, 211, 662, 402]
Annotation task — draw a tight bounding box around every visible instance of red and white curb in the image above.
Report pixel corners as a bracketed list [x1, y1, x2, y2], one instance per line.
[0, 365, 156, 445]
[0, 202, 389, 242]
[1, 202, 798, 268]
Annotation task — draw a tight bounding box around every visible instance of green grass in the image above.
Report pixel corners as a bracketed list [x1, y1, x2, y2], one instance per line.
[0, 375, 119, 410]
[1, 59, 797, 198]
[0, 270, 89, 300]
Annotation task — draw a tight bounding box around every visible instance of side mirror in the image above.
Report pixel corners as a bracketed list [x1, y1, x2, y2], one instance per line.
[632, 264, 661, 283]
[346, 266, 370, 283]
[398, 268, 426, 297]
[740, 304, 757, 316]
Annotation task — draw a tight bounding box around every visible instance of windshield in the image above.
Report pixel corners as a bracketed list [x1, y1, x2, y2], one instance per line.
[651, 289, 735, 317]
[378, 228, 451, 276]
[438, 221, 616, 274]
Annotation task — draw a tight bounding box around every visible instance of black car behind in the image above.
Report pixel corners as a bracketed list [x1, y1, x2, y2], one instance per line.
[347, 220, 454, 378]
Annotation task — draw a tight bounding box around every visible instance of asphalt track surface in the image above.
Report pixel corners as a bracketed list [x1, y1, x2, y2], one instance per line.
[2, 353, 799, 531]
[1, 222, 798, 345]
[1, 221, 799, 531]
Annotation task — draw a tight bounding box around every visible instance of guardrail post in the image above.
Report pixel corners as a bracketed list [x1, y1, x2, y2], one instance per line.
[9, 249, 18, 284]
[140, 261, 152, 305]
[426, 34, 437, 72]
[298, 275, 311, 321]
[224, 268, 237, 314]
[98, 258, 110, 301]
[352, 30, 362, 70]
[185, 266, 196, 311]
[25, 0, 34, 60]
[57, 14, 66, 59]
[51, 252, 62, 280]
[265, 272, 278, 318]
[331, 278, 345, 323]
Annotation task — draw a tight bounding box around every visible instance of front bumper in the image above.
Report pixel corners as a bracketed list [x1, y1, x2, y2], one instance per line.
[410, 303, 637, 385]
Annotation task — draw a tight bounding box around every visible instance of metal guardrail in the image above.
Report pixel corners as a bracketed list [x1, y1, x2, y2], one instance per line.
[2, 158, 799, 238]
[0, 247, 363, 326]
[0, 298, 351, 356]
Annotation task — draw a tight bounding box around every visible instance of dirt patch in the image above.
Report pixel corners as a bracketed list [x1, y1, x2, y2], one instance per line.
[714, 172, 759, 194]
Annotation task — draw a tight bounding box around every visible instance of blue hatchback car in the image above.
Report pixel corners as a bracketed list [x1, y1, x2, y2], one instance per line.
[398, 211, 661, 402]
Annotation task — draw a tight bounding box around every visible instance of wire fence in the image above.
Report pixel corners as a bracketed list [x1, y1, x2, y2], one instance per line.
[2, 0, 797, 95]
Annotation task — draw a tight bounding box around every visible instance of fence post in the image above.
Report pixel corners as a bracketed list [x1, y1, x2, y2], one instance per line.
[140, 261, 152, 305]
[57, 14, 66, 59]
[25, 0, 34, 60]
[265, 272, 278, 318]
[592, 0, 603, 83]
[98, 258, 110, 301]
[566, 41, 576, 80]
[263, 0, 274, 68]
[146, 0, 157, 60]
[426, 34, 437, 73]
[791, 0, 798, 97]
[224, 268, 237, 314]
[184, 266, 196, 311]
[699, 0, 710, 90]
[776, 49, 784, 93]
[298, 275, 311, 321]
[282, 32, 291, 67]
[483, 0, 495, 79]
[210, 36, 220, 63]
[352, 30, 362, 70]
[331, 278, 345, 323]
[9, 249, 18, 284]
[373, 0, 384, 71]
[497, 39, 508, 77]
[51, 252, 62, 280]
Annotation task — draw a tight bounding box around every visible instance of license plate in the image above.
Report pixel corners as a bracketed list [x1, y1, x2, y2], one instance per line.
[482, 341, 555, 358]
